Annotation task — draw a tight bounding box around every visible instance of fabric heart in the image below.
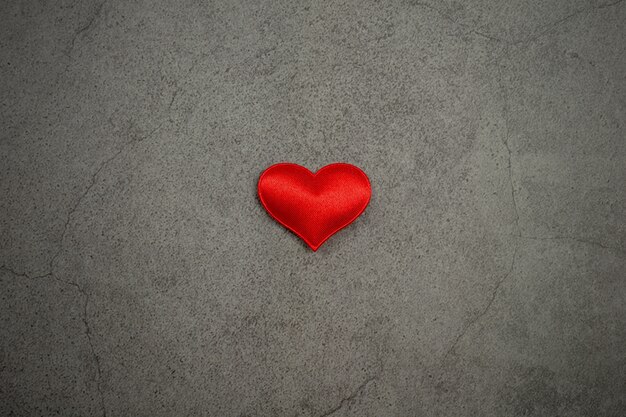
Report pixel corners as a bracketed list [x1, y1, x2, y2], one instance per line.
[258, 163, 371, 251]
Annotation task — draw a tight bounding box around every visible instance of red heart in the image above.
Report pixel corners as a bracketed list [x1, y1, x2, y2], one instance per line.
[258, 163, 371, 251]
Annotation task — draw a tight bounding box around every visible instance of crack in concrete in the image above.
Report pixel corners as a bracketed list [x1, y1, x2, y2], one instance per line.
[0, 266, 106, 416]
[497, 53, 522, 238]
[68, 0, 107, 55]
[410, 1, 504, 43]
[598, 0, 626, 9]
[439, 230, 622, 365]
[0, 265, 51, 280]
[511, 0, 626, 46]
[166, 57, 202, 116]
[81, 291, 107, 417]
[49, 120, 166, 272]
[15, 127, 169, 415]
[439, 15, 625, 361]
[442, 245, 519, 364]
[1, 120, 166, 281]
[316, 376, 378, 417]
[1, 39, 207, 416]
[1, 120, 168, 417]
[413, 0, 625, 47]
[520, 235, 625, 255]
[5, 40, 205, 280]
[313, 345, 385, 417]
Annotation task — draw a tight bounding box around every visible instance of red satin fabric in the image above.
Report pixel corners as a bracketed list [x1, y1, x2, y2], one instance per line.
[258, 163, 371, 251]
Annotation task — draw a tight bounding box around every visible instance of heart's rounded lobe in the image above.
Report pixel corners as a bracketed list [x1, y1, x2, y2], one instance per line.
[258, 163, 371, 251]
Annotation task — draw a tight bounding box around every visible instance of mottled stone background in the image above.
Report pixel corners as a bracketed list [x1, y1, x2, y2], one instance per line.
[1, 0, 625, 416]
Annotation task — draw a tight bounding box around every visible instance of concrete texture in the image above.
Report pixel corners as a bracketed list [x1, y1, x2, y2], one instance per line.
[1, 0, 625, 415]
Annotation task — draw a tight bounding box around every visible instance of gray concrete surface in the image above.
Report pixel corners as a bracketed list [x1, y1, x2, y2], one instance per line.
[1, 0, 625, 416]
